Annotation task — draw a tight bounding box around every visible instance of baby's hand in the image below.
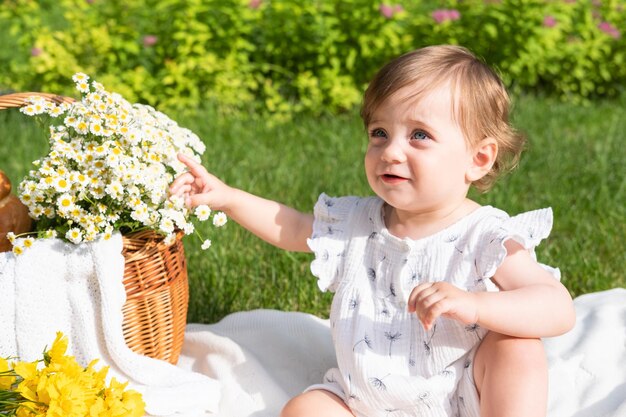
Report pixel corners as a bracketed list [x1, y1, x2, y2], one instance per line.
[169, 153, 232, 210]
[407, 282, 479, 331]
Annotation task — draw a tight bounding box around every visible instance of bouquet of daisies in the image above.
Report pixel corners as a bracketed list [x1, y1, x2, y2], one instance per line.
[9, 73, 224, 254]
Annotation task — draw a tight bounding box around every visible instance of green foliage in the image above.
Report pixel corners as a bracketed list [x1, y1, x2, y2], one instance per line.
[1, 0, 625, 118]
[436, 0, 626, 100]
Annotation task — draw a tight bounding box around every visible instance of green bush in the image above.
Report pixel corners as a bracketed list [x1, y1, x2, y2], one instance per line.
[433, 0, 626, 99]
[1, 0, 625, 118]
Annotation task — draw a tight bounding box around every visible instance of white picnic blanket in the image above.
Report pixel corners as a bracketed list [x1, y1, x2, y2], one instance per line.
[180, 289, 626, 417]
[1, 235, 625, 417]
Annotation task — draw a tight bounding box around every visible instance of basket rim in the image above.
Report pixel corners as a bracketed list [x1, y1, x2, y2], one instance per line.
[0, 92, 75, 110]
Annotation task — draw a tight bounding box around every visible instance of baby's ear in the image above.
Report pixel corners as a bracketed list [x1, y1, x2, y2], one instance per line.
[466, 138, 497, 182]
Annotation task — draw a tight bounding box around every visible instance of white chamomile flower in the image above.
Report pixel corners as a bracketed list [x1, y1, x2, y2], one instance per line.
[57, 193, 75, 211]
[21, 105, 37, 116]
[66, 228, 83, 244]
[12, 244, 24, 256]
[6, 232, 16, 243]
[43, 207, 55, 219]
[164, 233, 176, 246]
[201, 239, 212, 250]
[105, 181, 124, 200]
[72, 72, 90, 83]
[22, 237, 35, 248]
[159, 218, 175, 234]
[30, 205, 44, 218]
[64, 115, 78, 127]
[47, 104, 64, 118]
[212, 212, 228, 227]
[194, 205, 211, 221]
[131, 204, 149, 223]
[76, 81, 90, 93]
[75, 120, 89, 134]
[44, 230, 58, 239]
[182, 222, 194, 235]
[168, 195, 186, 210]
[90, 122, 104, 135]
[53, 177, 71, 192]
[23, 97, 47, 115]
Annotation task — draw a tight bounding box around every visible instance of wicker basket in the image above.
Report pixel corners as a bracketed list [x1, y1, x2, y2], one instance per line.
[0, 92, 189, 364]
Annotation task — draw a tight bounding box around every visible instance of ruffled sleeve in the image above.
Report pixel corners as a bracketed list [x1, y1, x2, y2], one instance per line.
[306, 193, 359, 293]
[476, 208, 561, 290]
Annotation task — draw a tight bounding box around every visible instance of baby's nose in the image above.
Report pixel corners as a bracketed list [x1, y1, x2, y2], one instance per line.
[381, 139, 407, 163]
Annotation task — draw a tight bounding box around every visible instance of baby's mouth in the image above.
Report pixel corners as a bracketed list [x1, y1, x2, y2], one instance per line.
[381, 174, 407, 182]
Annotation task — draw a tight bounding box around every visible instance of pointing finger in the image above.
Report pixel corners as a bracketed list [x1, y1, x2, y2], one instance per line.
[177, 153, 207, 177]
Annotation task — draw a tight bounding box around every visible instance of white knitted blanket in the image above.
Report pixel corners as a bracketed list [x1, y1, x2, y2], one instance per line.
[0, 234, 220, 417]
[1, 235, 625, 417]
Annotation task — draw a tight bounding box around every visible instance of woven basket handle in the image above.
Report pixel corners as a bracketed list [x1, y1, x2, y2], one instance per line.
[0, 93, 75, 110]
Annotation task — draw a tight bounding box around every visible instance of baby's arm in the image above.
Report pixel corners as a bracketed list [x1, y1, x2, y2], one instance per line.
[169, 153, 313, 252]
[408, 240, 575, 338]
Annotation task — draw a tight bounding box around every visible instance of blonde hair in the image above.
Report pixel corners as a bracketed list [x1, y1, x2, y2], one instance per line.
[360, 45, 525, 192]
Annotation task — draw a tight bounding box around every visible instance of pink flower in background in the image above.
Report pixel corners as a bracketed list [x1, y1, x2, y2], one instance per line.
[431, 9, 461, 24]
[143, 35, 158, 47]
[379, 3, 403, 19]
[249, 0, 262, 9]
[543, 15, 557, 28]
[30, 47, 43, 57]
[598, 21, 621, 39]
[379, 4, 394, 18]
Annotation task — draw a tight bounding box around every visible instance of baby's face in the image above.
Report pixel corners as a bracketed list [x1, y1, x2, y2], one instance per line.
[364, 83, 475, 216]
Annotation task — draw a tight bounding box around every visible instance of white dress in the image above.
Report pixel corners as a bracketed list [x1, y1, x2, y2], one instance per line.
[305, 193, 560, 417]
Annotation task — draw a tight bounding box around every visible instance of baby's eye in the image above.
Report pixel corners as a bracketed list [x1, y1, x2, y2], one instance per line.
[410, 130, 430, 141]
[369, 128, 387, 138]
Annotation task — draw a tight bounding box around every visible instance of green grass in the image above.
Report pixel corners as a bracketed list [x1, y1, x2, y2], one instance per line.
[0, 95, 624, 323]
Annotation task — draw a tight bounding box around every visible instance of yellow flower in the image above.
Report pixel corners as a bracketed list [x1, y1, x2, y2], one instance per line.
[121, 389, 146, 417]
[0, 332, 145, 417]
[89, 396, 106, 417]
[44, 332, 68, 365]
[14, 361, 40, 403]
[0, 357, 16, 389]
[101, 378, 145, 417]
